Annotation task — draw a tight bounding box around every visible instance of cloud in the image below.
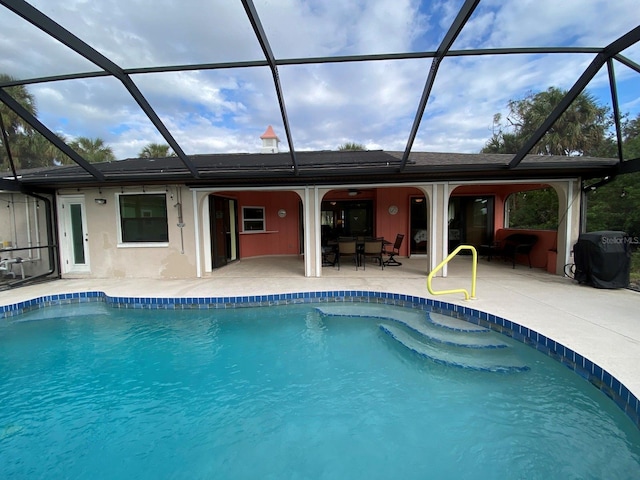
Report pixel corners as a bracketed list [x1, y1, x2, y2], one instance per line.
[0, 0, 637, 160]
[460, 0, 640, 48]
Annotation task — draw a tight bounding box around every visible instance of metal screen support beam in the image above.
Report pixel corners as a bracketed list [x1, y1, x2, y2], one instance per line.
[1, 0, 200, 179]
[614, 54, 640, 74]
[0, 88, 106, 181]
[616, 157, 640, 175]
[0, 112, 18, 179]
[241, 0, 299, 175]
[607, 59, 624, 162]
[399, 0, 480, 172]
[509, 25, 640, 169]
[0, 109, 21, 192]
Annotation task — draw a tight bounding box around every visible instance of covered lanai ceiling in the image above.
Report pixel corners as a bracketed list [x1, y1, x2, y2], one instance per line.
[0, 0, 639, 188]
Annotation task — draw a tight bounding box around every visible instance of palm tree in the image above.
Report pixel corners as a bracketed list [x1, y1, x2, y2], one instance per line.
[28, 132, 75, 166]
[481, 87, 612, 232]
[483, 87, 611, 156]
[0, 74, 36, 135]
[138, 143, 175, 158]
[69, 136, 116, 163]
[0, 74, 37, 169]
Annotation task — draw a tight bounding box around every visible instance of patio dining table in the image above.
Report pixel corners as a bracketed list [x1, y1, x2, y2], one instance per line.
[323, 237, 391, 267]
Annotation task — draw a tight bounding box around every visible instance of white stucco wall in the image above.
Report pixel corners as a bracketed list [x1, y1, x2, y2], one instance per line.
[57, 186, 198, 279]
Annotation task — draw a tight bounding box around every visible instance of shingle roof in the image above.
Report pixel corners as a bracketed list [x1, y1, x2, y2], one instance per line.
[0, 3, 636, 192]
[7, 150, 617, 189]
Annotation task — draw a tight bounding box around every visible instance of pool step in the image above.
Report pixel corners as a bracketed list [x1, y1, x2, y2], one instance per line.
[316, 304, 505, 349]
[12, 302, 110, 323]
[379, 323, 529, 373]
[427, 312, 489, 333]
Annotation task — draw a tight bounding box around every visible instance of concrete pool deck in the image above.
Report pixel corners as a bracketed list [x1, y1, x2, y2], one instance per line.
[1, 255, 639, 401]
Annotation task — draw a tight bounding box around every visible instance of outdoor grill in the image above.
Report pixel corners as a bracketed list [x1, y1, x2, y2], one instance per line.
[573, 231, 631, 289]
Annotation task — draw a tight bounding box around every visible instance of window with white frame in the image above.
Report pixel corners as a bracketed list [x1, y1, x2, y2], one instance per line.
[118, 193, 169, 243]
[242, 206, 265, 232]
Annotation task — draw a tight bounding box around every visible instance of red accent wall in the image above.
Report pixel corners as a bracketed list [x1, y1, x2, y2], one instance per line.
[452, 184, 558, 268]
[223, 191, 301, 258]
[223, 184, 557, 263]
[321, 187, 423, 257]
[494, 228, 557, 269]
[374, 187, 423, 256]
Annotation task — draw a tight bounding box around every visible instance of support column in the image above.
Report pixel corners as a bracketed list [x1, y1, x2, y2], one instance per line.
[549, 180, 581, 274]
[421, 182, 449, 276]
[302, 186, 322, 277]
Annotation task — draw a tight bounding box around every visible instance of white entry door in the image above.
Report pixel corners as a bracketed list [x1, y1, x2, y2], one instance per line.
[58, 195, 91, 273]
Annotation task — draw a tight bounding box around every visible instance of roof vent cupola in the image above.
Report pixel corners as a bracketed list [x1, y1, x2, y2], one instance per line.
[260, 125, 280, 154]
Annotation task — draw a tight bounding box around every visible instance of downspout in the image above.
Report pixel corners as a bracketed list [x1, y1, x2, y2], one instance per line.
[175, 187, 185, 254]
[25, 196, 32, 257]
[9, 193, 17, 248]
[33, 197, 42, 261]
[579, 178, 587, 235]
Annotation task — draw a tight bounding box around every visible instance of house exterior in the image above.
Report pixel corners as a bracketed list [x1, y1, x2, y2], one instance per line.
[0, 129, 618, 284]
[0, 3, 636, 288]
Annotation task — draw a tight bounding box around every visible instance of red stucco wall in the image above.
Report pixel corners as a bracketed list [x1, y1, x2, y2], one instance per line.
[228, 191, 302, 258]
[374, 187, 424, 257]
[225, 184, 557, 263]
[494, 228, 557, 269]
[321, 187, 423, 257]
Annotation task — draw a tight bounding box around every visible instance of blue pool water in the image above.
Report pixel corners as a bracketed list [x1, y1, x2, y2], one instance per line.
[1, 302, 639, 479]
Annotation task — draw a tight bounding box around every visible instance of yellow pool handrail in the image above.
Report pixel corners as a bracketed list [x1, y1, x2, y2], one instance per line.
[427, 245, 477, 300]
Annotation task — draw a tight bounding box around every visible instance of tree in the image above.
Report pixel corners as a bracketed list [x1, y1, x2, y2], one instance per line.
[69, 136, 115, 163]
[338, 142, 366, 151]
[482, 87, 612, 157]
[483, 114, 525, 154]
[17, 132, 74, 168]
[0, 74, 37, 170]
[1, 74, 118, 168]
[481, 87, 640, 234]
[506, 188, 558, 230]
[623, 114, 640, 159]
[586, 112, 640, 238]
[138, 143, 175, 158]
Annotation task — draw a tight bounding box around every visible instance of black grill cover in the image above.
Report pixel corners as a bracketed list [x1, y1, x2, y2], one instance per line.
[573, 231, 631, 289]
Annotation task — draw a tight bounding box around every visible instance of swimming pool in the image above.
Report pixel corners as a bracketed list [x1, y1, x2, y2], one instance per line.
[1, 296, 639, 479]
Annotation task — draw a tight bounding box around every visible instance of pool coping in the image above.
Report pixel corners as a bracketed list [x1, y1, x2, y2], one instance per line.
[2, 289, 639, 430]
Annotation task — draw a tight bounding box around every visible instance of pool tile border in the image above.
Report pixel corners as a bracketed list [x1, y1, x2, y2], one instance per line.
[2, 289, 638, 430]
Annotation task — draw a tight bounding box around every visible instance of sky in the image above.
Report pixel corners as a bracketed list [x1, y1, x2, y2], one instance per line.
[0, 0, 639, 160]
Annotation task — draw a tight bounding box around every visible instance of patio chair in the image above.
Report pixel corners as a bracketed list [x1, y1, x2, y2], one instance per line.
[362, 238, 384, 270]
[337, 239, 359, 270]
[383, 233, 404, 266]
[502, 233, 538, 268]
[490, 233, 538, 268]
[321, 244, 337, 266]
[0, 257, 25, 279]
